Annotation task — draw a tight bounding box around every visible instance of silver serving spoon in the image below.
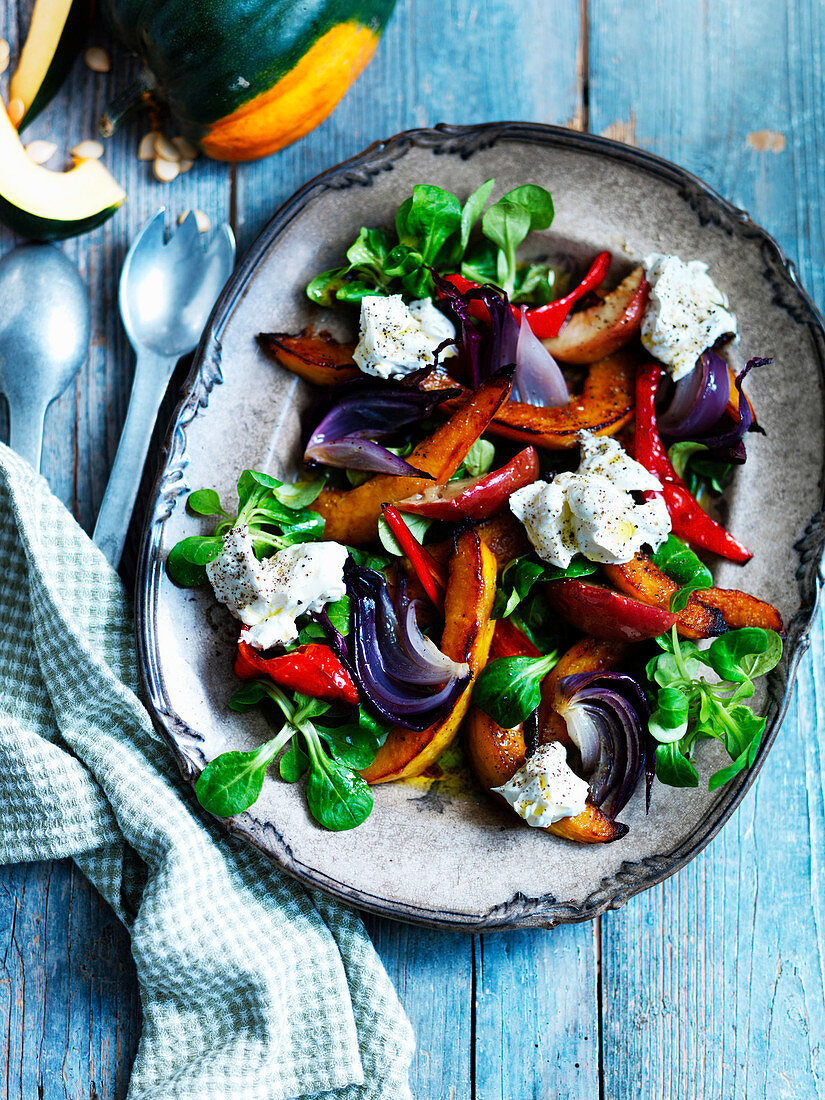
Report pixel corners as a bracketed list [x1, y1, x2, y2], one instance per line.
[0, 243, 91, 471]
[93, 209, 235, 566]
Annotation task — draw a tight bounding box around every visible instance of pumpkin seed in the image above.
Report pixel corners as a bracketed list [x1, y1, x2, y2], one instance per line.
[153, 156, 180, 183]
[25, 140, 58, 165]
[8, 98, 25, 127]
[71, 139, 104, 160]
[154, 133, 180, 163]
[178, 158, 194, 174]
[137, 132, 157, 160]
[0, 39, 10, 76]
[84, 47, 111, 73]
[172, 136, 198, 160]
[178, 209, 211, 232]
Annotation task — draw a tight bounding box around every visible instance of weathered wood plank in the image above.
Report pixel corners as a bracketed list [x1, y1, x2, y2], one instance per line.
[0, 861, 140, 1100]
[589, 1, 825, 1096]
[474, 925, 600, 1100]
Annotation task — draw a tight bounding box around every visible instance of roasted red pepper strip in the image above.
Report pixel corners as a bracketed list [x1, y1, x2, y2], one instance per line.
[488, 617, 542, 660]
[441, 251, 612, 339]
[396, 447, 539, 521]
[634, 363, 752, 564]
[235, 640, 359, 704]
[520, 250, 612, 338]
[381, 504, 448, 608]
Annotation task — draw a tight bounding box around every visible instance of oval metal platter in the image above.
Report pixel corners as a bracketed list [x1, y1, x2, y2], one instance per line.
[136, 123, 825, 930]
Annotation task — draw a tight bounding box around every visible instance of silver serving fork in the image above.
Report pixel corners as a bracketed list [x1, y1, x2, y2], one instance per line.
[93, 209, 235, 566]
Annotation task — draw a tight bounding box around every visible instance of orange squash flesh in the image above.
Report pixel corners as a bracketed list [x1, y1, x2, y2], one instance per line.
[313, 371, 512, 544]
[465, 708, 527, 790]
[258, 329, 359, 385]
[420, 351, 636, 450]
[361, 528, 497, 783]
[603, 554, 784, 640]
[200, 23, 381, 161]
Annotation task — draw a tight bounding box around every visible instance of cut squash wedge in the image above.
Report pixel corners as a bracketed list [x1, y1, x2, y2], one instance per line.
[10, 0, 95, 130]
[0, 101, 125, 240]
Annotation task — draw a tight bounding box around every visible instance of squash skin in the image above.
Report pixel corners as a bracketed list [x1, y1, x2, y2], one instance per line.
[101, 0, 397, 160]
[0, 194, 122, 241]
[11, 0, 96, 131]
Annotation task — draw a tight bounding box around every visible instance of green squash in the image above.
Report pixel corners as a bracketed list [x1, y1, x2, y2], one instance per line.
[101, 0, 397, 161]
[0, 102, 125, 241]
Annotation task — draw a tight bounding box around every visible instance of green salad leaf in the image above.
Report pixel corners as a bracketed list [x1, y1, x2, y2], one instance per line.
[472, 652, 559, 729]
[200, 682, 389, 830]
[306, 180, 557, 307]
[493, 553, 597, 619]
[645, 625, 782, 791]
[377, 512, 432, 556]
[668, 441, 734, 498]
[651, 534, 713, 612]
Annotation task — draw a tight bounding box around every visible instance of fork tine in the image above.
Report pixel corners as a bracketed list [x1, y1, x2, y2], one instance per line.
[167, 209, 202, 258]
[205, 224, 236, 272]
[132, 208, 167, 256]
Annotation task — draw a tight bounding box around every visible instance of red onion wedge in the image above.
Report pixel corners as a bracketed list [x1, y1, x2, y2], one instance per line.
[304, 379, 460, 476]
[344, 560, 469, 730]
[657, 350, 730, 439]
[434, 273, 519, 386]
[512, 307, 569, 406]
[555, 671, 652, 819]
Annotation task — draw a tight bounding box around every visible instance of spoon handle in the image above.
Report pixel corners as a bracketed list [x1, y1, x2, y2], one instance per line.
[93, 349, 178, 566]
[7, 394, 50, 472]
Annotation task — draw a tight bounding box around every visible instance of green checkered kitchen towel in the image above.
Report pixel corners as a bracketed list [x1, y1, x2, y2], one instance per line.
[0, 442, 414, 1100]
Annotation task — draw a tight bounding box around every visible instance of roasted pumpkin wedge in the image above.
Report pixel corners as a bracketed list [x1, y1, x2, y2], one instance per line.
[490, 351, 636, 449]
[313, 371, 512, 544]
[541, 266, 649, 364]
[361, 528, 497, 783]
[9, 0, 94, 130]
[466, 706, 527, 789]
[420, 350, 637, 450]
[464, 709, 628, 843]
[603, 553, 784, 639]
[475, 512, 531, 568]
[257, 328, 360, 386]
[0, 101, 125, 240]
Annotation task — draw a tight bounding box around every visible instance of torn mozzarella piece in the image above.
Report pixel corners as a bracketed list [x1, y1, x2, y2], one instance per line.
[641, 253, 737, 381]
[493, 742, 590, 827]
[353, 294, 455, 379]
[206, 526, 347, 650]
[509, 431, 671, 568]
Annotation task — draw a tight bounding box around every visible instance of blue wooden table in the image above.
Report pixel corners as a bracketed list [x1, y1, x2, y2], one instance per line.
[2, 1, 824, 1096]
